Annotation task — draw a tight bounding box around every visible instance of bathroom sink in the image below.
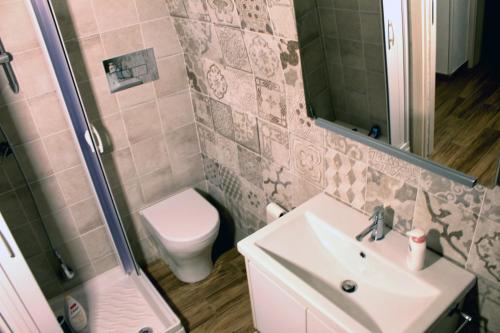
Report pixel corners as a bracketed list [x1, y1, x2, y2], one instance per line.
[238, 193, 475, 333]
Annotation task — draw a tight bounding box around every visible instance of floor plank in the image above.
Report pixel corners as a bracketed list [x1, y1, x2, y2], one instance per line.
[431, 65, 500, 185]
[144, 248, 255, 333]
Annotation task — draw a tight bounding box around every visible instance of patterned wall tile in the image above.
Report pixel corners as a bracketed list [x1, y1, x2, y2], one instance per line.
[237, 145, 263, 189]
[184, 0, 211, 21]
[256, 78, 287, 127]
[234, 0, 273, 34]
[365, 168, 417, 233]
[191, 91, 213, 128]
[204, 58, 258, 114]
[291, 137, 325, 187]
[206, 0, 241, 27]
[185, 53, 209, 94]
[239, 177, 267, 219]
[325, 149, 367, 210]
[267, 2, 298, 40]
[368, 148, 421, 186]
[202, 155, 221, 188]
[413, 190, 478, 265]
[216, 134, 240, 171]
[233, 110, 260, 153]
[210, 98, 235, 139]
[220, 165, 242, 202]
[166, 0, 188, 17]
[173, 17, 223, 62]
[263, 160, 293, 210]
[466, 215, 500, 283]
[258, 119, 290, 166]
[244, 32, 284, 84]
[215, 26, 252, 72]
[279, 39, 301, 87]
[478, 277, 500, 333]
[420, 170, 486, 215]
[292, 175, 322, 208]
[325, 131, 368, 162]
[197, 123, 217, 159]
[482, 186, 500, 223]
[207, 181, 226, 206]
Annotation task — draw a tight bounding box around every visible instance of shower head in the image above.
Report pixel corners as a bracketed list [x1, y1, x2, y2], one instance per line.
[54, 250, 75, 281]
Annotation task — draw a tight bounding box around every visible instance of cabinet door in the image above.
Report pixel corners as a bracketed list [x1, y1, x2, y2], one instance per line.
[248, 262, 306, 333]
[307, 310, 346, 333]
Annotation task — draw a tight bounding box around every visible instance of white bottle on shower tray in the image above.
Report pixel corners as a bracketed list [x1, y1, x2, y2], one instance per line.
[64, 294, 88, 332]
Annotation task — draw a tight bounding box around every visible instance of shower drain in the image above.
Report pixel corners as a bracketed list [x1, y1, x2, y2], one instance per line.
[341, 279, 357, 293]
[139, 328, 153, 333]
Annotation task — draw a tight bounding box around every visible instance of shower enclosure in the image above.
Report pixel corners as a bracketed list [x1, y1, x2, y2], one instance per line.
[0, 0, 191, 331]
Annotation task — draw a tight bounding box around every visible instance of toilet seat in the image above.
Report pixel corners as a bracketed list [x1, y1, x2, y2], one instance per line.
[140, 188, 219, 246]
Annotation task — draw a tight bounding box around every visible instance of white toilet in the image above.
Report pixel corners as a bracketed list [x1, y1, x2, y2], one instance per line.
[140, 188, 220, 283]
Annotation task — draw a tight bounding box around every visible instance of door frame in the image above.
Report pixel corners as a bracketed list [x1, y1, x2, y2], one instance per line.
[409, 0, 436, 157]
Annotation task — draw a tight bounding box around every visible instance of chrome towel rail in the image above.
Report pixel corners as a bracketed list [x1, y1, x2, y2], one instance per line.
[0, 39, 19, 94]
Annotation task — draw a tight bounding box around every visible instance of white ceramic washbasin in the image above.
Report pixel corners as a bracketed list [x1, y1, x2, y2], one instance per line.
[238, 193, 475, 333]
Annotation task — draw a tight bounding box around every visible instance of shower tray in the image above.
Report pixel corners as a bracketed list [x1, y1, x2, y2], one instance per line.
[49, 267, 184, 333]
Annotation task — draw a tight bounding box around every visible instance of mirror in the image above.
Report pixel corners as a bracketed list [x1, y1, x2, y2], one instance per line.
[294, 0, 500, 187]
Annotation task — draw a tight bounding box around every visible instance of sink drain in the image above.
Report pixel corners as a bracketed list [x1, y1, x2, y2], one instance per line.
[139, 328, 153, 333]
[341, 280, 357, 293]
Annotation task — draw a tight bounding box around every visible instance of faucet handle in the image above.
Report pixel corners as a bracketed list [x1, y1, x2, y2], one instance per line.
[369, 205, 384, 220]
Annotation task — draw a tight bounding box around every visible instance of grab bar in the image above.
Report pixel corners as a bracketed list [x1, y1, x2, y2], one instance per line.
[0, 39, 19, 94]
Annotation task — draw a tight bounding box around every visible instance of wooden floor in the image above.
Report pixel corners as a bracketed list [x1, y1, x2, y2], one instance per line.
[431, 64, 500, 186]
[145, 248, 255, 333]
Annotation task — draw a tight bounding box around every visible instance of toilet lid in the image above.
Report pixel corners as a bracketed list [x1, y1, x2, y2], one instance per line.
[140, 188, 219, 243]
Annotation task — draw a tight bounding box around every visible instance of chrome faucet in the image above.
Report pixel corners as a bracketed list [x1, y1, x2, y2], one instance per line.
[356, 206, 385, 241]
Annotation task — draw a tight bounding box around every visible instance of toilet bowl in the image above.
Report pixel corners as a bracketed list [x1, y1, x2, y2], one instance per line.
[140, 188, 219, 283]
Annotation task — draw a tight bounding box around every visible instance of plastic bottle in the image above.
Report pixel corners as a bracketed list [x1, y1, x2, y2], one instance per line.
[406, 228, 426, 271]
[64, 295, 88, 332]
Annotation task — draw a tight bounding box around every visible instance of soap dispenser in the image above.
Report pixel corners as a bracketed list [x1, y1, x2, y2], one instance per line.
[406, 228, 426, 271]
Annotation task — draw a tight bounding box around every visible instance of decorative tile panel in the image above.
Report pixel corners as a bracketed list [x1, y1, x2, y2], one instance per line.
[172, 17, 222, 62]
[325, 149, 367, 210]
[262, 160, 293, 210]
[220, 165, 242, 201]
[244, 32, 284, 84]
[215, 134, 239, 171]
[191, 91, 213, 128]
[237, 145, 263, 189]
[239, 177, 267, 219]
[184, 53, 209, 94]
[196, 124, 217, 159]
[413, 190, 478, 265]
[482, 186, 500, 223]
[365, 168, 417, 233]
[184, 0, 211, 22]
[256, 78, 287, 127]
[478, 277, 500, 333]
[234, 0, 273, 34]
[325, 131, 367, 162]
[258, 119, 289, 166]
[420, 170, 486, 214]
[165, 0, 188, 17]
[466, 215, 500, 283]
[368, 148, 421, 186]
[233, 110, 260, 153]
[202, 155, 221, 188]
[291, 137, 325, 187]
[215, 26, 252, 72]
[206, 0, 241, 27]
[210, 98, 235, 139]
[267, 2, 297, 40]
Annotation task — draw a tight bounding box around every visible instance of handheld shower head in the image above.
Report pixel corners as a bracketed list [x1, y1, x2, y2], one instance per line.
[54, 250, 75, 280]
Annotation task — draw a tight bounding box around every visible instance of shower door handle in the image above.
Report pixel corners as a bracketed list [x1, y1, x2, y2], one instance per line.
[0, 39, 19, 94]
[84, 124, 104, 154]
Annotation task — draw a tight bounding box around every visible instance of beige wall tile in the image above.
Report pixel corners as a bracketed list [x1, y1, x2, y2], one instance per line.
[14, 139, 53, 182]
[93, 253, 118, 274]
[78, 76, 120, 119]
[164, 123, 200, 161]
[130, 135, 170, 176]
[139, 167, 176, 203]
[135, 0, 169, 21]
[92, 0, 138, 32]
[94, 113, 128, 153]
[29, 92, 69, 136]
[41, 208, 79, 247]
[157, 90, 195, 132]
[51, 0, 98, 40]
[0, 1, 38, 53]
[116, 82, 156, 109]
[154, 54, 188, 97]
[70, 197, 103, 235]
[0, 100, 40, 145]
[14, 48, 55, 98]
[122, 100, 162, 144]
[101, 147, 137, 187]
[141, 18, 182, 59]
[65, 35, 106, 82]
[101, 25, 144, 58]
[55, 237, 90, 269]
[81, 226, 113, 260]
[57, 165, 93, 205]
[31, 176, 67, 215]
[43, 130, 81, 172]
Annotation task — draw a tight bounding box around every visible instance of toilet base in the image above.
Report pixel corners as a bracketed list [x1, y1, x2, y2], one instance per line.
[159, 247, 214, 283]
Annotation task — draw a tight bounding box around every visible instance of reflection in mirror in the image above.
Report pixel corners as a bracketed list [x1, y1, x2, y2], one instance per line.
[429, 0, 500, 186]
[294, 0, 389, 143]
